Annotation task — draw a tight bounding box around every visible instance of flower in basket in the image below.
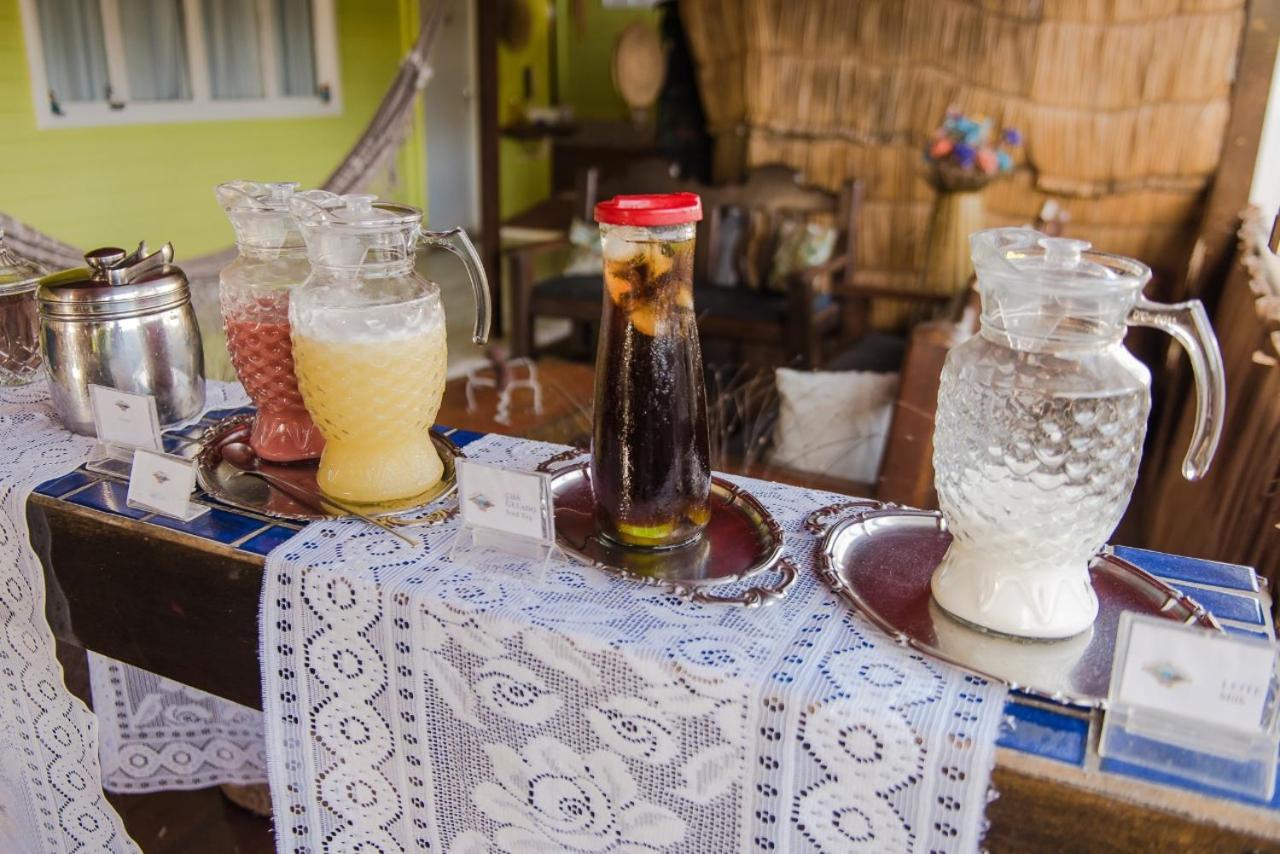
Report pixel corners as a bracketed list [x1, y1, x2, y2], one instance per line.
[923, 108, 1021, 192]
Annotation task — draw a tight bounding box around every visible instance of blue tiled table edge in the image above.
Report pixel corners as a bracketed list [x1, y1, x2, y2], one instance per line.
[32, 409, 483, 557]
[997, 546, 1278, 811]
[33, 412, 1277, 810]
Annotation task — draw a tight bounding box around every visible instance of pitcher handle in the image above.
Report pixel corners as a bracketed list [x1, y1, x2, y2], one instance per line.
[1128, 297, 1225, 481]
[419, 227, 492, 345]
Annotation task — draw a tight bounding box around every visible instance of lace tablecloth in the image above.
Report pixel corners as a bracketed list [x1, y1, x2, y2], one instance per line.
[9, 378, 1007, 851]
[261, 435, 1008, 852]
[0, 380, 246, 853]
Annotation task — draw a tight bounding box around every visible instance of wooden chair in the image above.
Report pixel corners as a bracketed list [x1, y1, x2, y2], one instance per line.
[507, 163, 923, 368]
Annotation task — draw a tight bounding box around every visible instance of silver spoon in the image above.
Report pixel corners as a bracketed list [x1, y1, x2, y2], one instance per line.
[219, 441, 419, 547]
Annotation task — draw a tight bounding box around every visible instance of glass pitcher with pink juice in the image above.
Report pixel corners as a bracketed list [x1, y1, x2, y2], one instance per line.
[288, 194, 491, 506]
[217, 181, 338, 462]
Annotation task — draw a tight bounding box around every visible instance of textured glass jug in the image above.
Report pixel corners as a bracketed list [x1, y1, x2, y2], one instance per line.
[217, 180, 333, 462]
[931, 229, 1225, 639]
[288, 194, 490, 506]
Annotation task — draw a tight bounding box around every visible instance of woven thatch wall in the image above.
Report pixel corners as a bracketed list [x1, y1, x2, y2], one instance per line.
[680, 0, 1245, 323]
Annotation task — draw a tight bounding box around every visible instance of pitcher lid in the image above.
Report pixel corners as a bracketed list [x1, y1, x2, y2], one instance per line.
[217, 181, 341, 251]
[289, 193, 423, 271]
[291, 193, 421, 229]
[970, 228, 1150, 294]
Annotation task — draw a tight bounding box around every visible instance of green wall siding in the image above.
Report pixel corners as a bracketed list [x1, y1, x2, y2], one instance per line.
[0, 0, 421, 257]
[498, 0, 552, 219]
[555, 0, 660, 121]
[497, 0, 661, 219]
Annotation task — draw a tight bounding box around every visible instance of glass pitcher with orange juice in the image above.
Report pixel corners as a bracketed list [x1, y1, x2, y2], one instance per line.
[288, 194, 490, 506]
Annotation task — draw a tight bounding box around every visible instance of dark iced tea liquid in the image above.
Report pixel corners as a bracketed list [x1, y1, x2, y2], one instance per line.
[591, 231, 711, 549]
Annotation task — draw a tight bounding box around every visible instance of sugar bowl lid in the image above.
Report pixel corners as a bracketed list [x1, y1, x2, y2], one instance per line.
[0, 228, 49, 296]
[37, 242, 190, 317]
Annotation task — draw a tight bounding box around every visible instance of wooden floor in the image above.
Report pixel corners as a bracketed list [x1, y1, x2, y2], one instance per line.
[58, 642, 275, 852]
[108, 788, 273, 854]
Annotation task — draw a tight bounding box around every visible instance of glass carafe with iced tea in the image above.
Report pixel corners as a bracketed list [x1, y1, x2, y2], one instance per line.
[217, 181, 334, 461]
[288, 194, 490, 506]
[592, 194, 711, 549]
[931, 229, 1225, 638]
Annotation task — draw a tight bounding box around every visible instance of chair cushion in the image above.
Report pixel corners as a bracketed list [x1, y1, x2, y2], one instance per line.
[532, 276, 834, 324]
[770, 367, 899, 484]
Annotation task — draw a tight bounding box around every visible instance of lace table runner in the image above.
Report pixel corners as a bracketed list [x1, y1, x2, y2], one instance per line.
[0, 380, 246, 853]
[263, 434, 1008, 852]
[90, 654, 267, 793]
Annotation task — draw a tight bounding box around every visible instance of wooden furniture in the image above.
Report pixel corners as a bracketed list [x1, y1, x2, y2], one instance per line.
[506, 164, 939, 368]
[29, 490, 1280, 852]
[548, 120, 660, 196]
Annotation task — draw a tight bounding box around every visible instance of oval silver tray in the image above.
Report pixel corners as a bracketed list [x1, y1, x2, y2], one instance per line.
[813, 501, 1220, 708]
[542, 454, 797, 607]
[196, 413, 462, 522]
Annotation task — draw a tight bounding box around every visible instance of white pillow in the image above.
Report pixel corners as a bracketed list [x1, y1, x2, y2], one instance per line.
[770, 368, 899, 485]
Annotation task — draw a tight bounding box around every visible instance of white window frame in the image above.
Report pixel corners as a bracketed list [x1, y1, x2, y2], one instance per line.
[19, 0, 343, 129]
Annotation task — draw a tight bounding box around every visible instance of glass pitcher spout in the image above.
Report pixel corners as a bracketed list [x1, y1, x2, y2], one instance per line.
[1128, 297, 1225, 480]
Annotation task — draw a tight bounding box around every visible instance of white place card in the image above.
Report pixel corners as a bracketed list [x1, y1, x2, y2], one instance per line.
[1113, 615, 1276, 732]
[126, 448, 209, 521]
[453, 460, 557, 569]
[457, 459, 555, 543]
[1100, 612, 1280, 800]
[89, 384, 163, 451]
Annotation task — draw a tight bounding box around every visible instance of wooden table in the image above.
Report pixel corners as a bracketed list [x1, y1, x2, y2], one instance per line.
[28, 460, 1280, 852]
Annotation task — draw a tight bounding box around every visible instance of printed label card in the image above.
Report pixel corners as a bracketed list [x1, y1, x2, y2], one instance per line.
[127, 449, 209, 521]
[1100, 612, 1280, 800]
[452, 460, 558, 575]
[89, 385, 164, 452]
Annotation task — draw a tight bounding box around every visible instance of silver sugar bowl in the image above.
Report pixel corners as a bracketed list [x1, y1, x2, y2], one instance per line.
[37, 243, 205, 435]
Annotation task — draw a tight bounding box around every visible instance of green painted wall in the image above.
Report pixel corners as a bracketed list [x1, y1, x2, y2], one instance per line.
[555, 0, 660, 121]
[497, 0, 661, 219]
[498, 0, 553, 219]
[0, 0, 423, 257]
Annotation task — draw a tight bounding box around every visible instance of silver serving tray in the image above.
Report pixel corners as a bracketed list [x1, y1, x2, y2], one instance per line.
[544, 458, 796, 606]
[196, 413, 462, 522]
[814, 502, 1220, 708]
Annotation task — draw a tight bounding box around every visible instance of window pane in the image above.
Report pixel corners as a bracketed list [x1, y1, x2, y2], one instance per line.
[274, 0, 316, 97]
[35, 0, 110, 103]
[119, 0, 191, 101]
[201, 0, 263, 99]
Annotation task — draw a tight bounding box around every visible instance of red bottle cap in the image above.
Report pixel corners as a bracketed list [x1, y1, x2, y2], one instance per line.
[594, 192, 703, 227]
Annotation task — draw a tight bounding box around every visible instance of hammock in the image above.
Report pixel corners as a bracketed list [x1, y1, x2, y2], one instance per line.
[0, 2, 449, 377]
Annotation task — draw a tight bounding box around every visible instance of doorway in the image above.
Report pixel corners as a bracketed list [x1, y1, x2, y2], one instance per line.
[422, 0, 479, 232]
